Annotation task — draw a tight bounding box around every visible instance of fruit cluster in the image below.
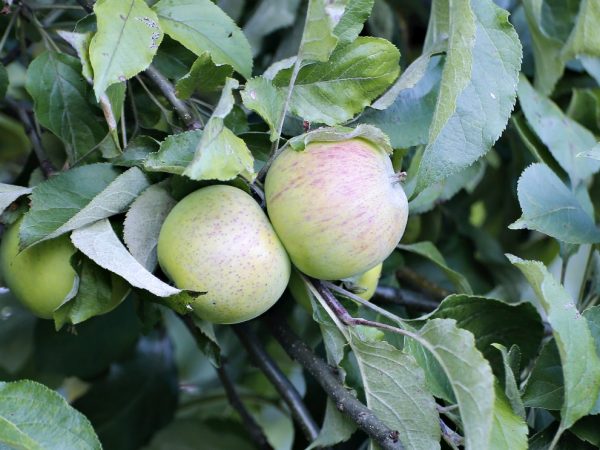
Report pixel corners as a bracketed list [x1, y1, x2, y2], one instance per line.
[0, 138, 408, 323]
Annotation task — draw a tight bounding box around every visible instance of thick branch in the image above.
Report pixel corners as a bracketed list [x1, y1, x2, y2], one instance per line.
[178, 315, 273, 450]
[144, 65, 201, 130]
[263, 312, 405, 450]
[233, 323, 320, 443]
[373, 286, 440, 312]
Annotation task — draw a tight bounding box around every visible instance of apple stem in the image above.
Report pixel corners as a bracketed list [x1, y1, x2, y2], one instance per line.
[392, 171, 407, 184]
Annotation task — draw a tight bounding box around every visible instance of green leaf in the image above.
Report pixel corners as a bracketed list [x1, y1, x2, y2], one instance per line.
[522, 0, 565, 95]
[57, 31, 94, 81]
[306, 400, 356, 449]
[508, 255, 600, 429]
[240, 77, 285, 142]
[522, 339, 563, 410]
[20, 165, 150, 249]
[297, 0, 339, 62]
[490, 383, 528, 450]
[333, 0, 375, 44]
[0, 184, 31, 215]
[288, 124, 393, 154]
[123, 183, 176, 271]
[53, 257, 130, 328]
[89, 0, 163, 99]
[113, 136, 160, 167]
[562, 0, 600, 61]
[145, 130, 202, 174]
[175, 53, 232, 99]
[584, 306, 600, 414]
[509, 163, 600, 244]
[578, 143, 600, 161]
[243, 0, 301, 53]
[414, 0, 521, 193]
[273, 37, 400, 125]
[397, 242, 473, 294]
[517, 76, 600, 184]
[183, 79, 255, 181]
[70, 218, 181, 297]
[0, 380, 101, 450]
[406, 319, 495, 450]
[492, 344, 526, 419]
[0, 63, 8, 99]
[153, 0, 252, 79]
[359, 55, 443, 148]
[349, 330, 441, 450]
[25, 51, 105, 164]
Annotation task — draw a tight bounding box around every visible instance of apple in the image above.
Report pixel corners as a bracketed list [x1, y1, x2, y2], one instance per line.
[0, 217, 77, 319]
[157, 185, 291, 324]
[265, 138, 408, 280]
[289, 263, 383, 312]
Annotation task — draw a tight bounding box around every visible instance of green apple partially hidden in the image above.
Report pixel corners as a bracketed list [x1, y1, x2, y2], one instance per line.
[0, 218, 77, 319]
[266, 138, 408, 280]
[157, 185, 291, 324]
[289, 263, 383, 312]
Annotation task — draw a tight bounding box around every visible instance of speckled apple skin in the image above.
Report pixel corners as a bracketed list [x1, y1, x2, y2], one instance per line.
[157, 185, 291, 324]
[265, 138, 408, 280]
[0, 217, 77, 319]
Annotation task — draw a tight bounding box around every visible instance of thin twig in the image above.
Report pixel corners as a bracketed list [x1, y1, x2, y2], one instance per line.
[7, 99, 55, 177]
[144, 65, 201, 130]
[373, 286, 440, 311]
[233, 323, 320, 444]
[263, 311, 405, 450]
[396, 267, 450, 300]
[178, 314, 273, 450]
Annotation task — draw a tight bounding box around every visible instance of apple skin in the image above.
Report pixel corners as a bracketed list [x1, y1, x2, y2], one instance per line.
[157, 185, 291, 324]
[265, 138, 408, 280]
[290, 263, 383, 312]
[0, 218, 77, 319]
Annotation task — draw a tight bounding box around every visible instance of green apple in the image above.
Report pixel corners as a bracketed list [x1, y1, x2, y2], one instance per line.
[265, 138, 408, 280]
[157, 185, 291, 324]
[0, 217, 77, 319]
[289, 263, 383, 312]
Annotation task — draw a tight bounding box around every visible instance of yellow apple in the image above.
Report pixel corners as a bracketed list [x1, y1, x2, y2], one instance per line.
[157, 185, 291, 324]
[265, 138, 408, 280]
[0, 217, 77, 319]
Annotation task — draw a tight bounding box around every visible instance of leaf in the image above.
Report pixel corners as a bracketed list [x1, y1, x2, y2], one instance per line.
[124, 183, 176, 271]
[297, 0, 339, 62]
[0, 63, 8, 99]
[522, 0, 565, 95]
[243, 0, 301, 53]
[20, 165, 150, 249]
[153, 0, 252, 79]
[349, 330, 441, 450]
[406, 318, 495, 450]
[113, 135, 160, 168]
[509, 163, 600, 244]
[333, 0, 375, 44]
[144, 129, 202, 174]
[288, 124, 393, 154]
[419, 294, 544, 369]
[397, 242, 473, 294]
[70, 218, 181, 297]
[492, 344, 526, 419]
[490, 383, 528, 450]
[54, 257, 130, 328]
[73, 334, 178, 450]
[577, 143, 600, 160]
[508, 255, 600, 429]
[517, 76, 600, 184]
[562, 0, 600, 61]
[359, 55, 443, 148]
[183, 79, 256, 181]
[175, 53, 232, 99]
[273, 37, 399, 125]
[89, 0, 163, 99]
[0, 380, 101, 450]
[414, 0, 521, 193]
[306, 400, 356, 449]
[57, 31, 94, 81]
[0, 184, 31, 215]
[584, 306, 600, 414]
[522, 339, 563, 410]
[240, 77, 285, 142]
[25, 51, 105, 163]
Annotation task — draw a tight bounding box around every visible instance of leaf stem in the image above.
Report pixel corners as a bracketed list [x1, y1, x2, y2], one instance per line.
[548, 425, 564, 450]
[232, 323, 320, 444]
[263, 310, 406, 450]
[144, 65, 201, 131]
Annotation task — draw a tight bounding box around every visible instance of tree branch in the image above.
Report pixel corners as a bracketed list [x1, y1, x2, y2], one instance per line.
[178, 315, 273, 450]
[373, 286, 440, 311]
[263, 312, 405, 450]
[233, 323, 320, 444]
[144, 65, 201, 131]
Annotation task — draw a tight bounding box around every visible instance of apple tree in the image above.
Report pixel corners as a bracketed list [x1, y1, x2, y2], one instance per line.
[1, 0, 600, 449]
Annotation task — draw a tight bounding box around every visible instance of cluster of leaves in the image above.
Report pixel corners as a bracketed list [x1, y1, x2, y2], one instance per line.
[1, 0, 600, 449]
